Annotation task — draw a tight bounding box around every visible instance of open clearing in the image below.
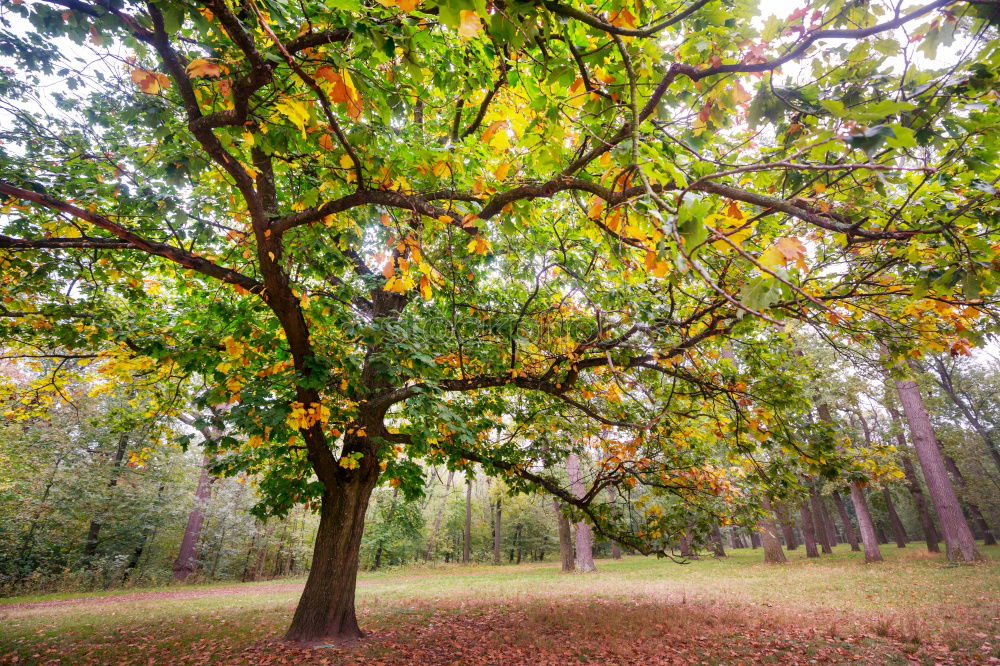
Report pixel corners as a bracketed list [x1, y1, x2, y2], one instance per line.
[1, 545, 998, 665]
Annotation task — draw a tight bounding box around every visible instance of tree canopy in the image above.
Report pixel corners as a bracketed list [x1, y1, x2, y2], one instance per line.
[1, 0, 998, 640]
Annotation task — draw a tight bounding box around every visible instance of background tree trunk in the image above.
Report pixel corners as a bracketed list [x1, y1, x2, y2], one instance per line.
[932, 357, 1000, 474]
[810, 487, 833, 554]
[831, 491, 860, 552]
[937, 445, 997, 546]
[895, 376, 981, 562]
[463, 478, 472, 564]
[554, 499, 574, 572]
[173, 453, 214, 581]
[776, 504, 797, 550]
[83, 433, 129, 563]
[492, 497, 502, 565]
[710, 524, 727, 557]
[424, 470, 454, 562]
[566, 453, 596, 572]
[849, 483, 883, 563]
[799, 502, 820, 557]
[759, 499, 787, 564]
[881, 489, 908, 548]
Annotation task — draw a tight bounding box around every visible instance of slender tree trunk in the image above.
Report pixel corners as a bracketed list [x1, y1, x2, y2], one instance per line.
[831, 491, 861, 552]
[895, 376, 981, 561]
[463, 478, 472, 564]
[566, 452, 596, 572]
[492, 497, 502, 565]
[881, 489, 908, 548]
[173, 453, 215, 581]
[710, 524, 727, 557]
[759, 499, 786, 564]
[424, 470, 455, 562]
[810, 487, 833, 554]
[849, 483, 883, 563]
[284, 459, 379, 642]
[373, 486, 401, 571]
[938, 449, 996, 545]
[555, 500, 575, 572]
[798, 501, 820, 557]
[749, 531, 761, 549]
[83, 433, 130, 563]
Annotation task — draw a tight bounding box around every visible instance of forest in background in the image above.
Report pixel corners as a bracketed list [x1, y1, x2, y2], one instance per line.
[3, 344, 997, 596]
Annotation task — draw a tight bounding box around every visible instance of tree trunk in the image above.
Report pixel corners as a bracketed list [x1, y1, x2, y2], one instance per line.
[776, 504, 797, 550]
[938, 448, 997, 545]
[566, 452, 596, 572]
[284, 461, 378, 642]
[798, 501, 820, 557]
[173, 453, 215, 581]
[424, 470, 455, 562]
[810, 487, 832, 554]
[492, 497, 502, 565]
[710, 524, 727, 557]
[759, 499, 786, 564]
[463, 478, 472, 564]
[895, 376, 981, 562]
[552, 497, 576, 572]
[831, 491, 860, 552]
[83, 433, 130, 563]
[749, 531, 761, 549]
[820, 498, 838, 546]
[887, 403, 942, 552]
[849, 483, 883, 563]
[881, 489, 908, 548]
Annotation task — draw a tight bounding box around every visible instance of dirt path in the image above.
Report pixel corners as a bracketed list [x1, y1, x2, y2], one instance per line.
[0, 582, 305, 615]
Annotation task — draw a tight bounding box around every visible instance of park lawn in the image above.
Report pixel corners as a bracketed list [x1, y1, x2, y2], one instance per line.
[1, 544, 998, 665]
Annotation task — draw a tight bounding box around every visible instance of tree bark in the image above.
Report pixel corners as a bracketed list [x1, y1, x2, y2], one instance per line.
[492, 497, 502, 565]
[810, 487, 833, 554]
[710, 524, 727, 557]
[798, 501, 820, 557]
[881, 489, 908, 548]
[759, 499, 787, 564]
[849, 483, 883, 563]
[895, 376, 981, 562]
[831, 491, 860, 552]
[606, 488, 622, 559]
[749, 531, 761, 549]
[284, 456, 379, 642]
[173, 453, 215, 581]
[463, 478, 472, 564]
[566, 452, 596, 571]
[554, 498, 575, 572]
[888, 404, 941, 552]
[424, 470, 455, 562]
[820, 498, 838, 546]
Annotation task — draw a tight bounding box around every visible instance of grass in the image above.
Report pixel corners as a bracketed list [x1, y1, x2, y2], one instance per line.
[1, 543, 998, 664]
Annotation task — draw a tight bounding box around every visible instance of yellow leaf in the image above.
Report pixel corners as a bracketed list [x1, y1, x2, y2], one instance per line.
[458, 10, 481, 40]
[494, 162, 511, 180]
[466, 237, 489, 255]
[419, 275, 433, 300]
[814, 183, 827, 194]
[318, 134, 335, 151]
[130, 68, 170, 95]
[759, 237, 807, 270]
[432, 161, 451, 178]
[275, 97, 310, 138]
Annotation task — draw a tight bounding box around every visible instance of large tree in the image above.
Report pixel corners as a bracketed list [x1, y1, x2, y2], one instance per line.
[2, 0, 998, 642]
